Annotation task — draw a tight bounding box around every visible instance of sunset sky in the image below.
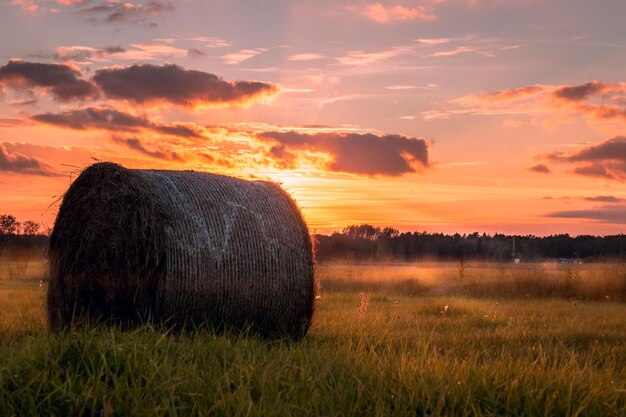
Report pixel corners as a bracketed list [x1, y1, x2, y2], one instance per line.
[1, 0, 626, 235]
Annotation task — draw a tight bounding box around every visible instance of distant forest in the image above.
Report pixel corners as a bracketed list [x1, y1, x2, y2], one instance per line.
[314, 225, 626, 262]
[2, 214, 626, 262]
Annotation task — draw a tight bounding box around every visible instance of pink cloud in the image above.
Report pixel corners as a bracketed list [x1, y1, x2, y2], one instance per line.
[10, 0, 39, 12]
[428, 46, 477, 57]
[336, 46, 412, 66]
[222, 48, 267, 65]
[288, 53, 325, 61]
[362, 3, 436, 23]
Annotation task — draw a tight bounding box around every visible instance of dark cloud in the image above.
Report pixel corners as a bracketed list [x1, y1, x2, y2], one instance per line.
[0, 143, 57, 176]
[584, 195, 622, 203]
[54, 46, 126, 62]
[552, 81, 608, 102]
[257, 131, 429, 176]
[573, 163, 626, 180]
[92, 63, 278, 107]
[187, 48, 206, 58]
[528, 163, 550, 174]
[78, 1, 174, 23]
[32, 107, 203, 139]
[111, 136, 184, 161]
[568, 136, 626, 162]
[542, 195, 622, 203]
[546, 205, 626, 223]
[540, 137, 626, 181]
[0, 60, 98, 102]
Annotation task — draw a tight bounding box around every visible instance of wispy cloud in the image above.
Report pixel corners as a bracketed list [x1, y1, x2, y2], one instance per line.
[584, 195, 623, 203]
[428, 46, 477, 57]
[111, 136, 185, 161]
[78, 0, 174, 23]
[40, 41, 189, 64]
[32, 107, 205, 139]
[546, 205, 626, 223]
[287, 53, 325, 61]
[426, 80, 626, 123]
[51, 45, 126, 62]
[187, 37, 231, 48]
[222, 48, 267, 65]
[416, 38, 452, 46]
[385, 85, 417, 90]
[336, 45, 412, 66]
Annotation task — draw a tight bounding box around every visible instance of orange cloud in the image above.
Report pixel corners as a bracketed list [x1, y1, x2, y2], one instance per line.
[10, 0, 39, 12]
[257, 131, 429, 176]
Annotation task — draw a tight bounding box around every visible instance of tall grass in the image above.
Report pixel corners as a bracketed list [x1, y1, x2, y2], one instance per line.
[1, 275, 624, 417]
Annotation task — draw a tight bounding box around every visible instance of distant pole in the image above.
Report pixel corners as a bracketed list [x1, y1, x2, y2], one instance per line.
[512, 235, 516, 258]
[619, 229, 623, 264]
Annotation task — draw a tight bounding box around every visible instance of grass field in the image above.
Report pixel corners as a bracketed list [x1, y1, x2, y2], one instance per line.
[1, 261, 625, 416]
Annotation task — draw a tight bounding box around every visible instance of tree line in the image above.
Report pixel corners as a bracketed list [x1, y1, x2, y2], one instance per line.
[0, 215, 48, 259]
[0, 214, 44, 236]
[2, 215, 625, 262]
[314, 224, 626, 262]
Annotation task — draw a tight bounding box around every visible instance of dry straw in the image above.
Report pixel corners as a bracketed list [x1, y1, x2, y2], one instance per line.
[47, 162, 316, 339]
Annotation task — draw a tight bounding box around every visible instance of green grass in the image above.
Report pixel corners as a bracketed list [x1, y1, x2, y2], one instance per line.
[1, 264, 625, 416]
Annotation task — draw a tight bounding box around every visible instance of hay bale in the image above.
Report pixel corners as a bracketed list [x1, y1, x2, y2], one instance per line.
[47, 162, 316, 339]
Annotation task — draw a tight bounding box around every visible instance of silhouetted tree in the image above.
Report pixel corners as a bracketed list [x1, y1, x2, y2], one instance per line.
[0, 215, 20, 235]
[21, 220, 40, 236]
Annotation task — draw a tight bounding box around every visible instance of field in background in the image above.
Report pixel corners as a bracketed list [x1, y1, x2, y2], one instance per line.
[319, 261, 626, 301]
[0, 257, 47, 282]
[0, 260, 625, 416]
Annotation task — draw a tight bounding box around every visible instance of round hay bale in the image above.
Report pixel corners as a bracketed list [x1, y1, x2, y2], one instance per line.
[47, 162, 316, 339]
